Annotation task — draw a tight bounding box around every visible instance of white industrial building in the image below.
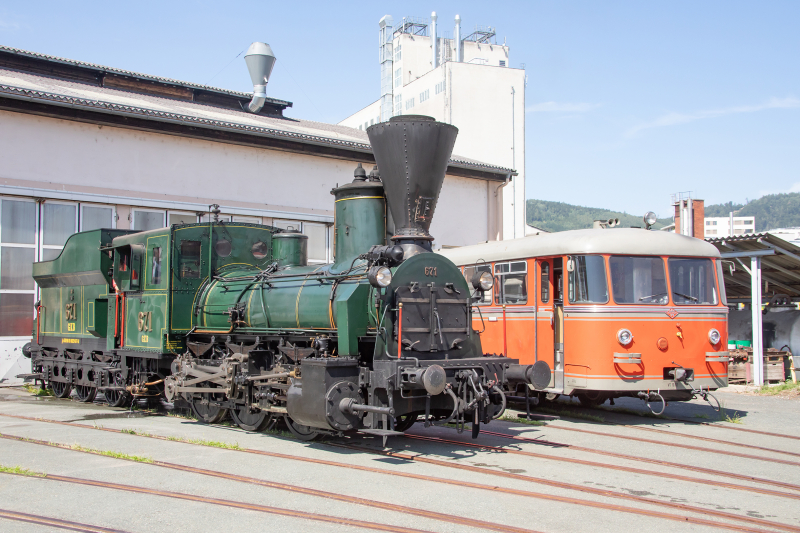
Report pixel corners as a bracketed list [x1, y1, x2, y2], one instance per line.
[0, 44, 512, 382]
[339, 13, 526, 242]
[704, 216, 756, 237]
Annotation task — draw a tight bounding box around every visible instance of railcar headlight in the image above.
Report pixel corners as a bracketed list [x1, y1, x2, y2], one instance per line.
[708, 328, 721, 345]
[617, 328, 633, 346]
[368, 266, 392, 288]
[472, 271, 494, 291]
[644, 211, 658, 229]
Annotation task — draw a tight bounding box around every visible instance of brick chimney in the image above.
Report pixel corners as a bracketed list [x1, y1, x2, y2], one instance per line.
[673, 198, 705, 239]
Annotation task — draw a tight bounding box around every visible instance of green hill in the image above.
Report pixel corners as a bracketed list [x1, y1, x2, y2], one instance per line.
[704, 193, 800, 232]
[526, 199, 672, 233]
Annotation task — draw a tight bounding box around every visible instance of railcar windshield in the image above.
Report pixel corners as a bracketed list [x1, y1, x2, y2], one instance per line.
[668, 258, 718, 305]
[568, 255, 608, 304]
[610, 256, 668, 304]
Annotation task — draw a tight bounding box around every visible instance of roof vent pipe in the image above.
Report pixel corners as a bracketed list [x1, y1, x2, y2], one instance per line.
[244, 42, 276, 113]
[431, 12, 439, 68]
[454, 15, 462, 62]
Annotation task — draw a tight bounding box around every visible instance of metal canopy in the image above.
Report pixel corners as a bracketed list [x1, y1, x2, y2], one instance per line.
[706, 232, 800, 385]
[706, 233, 800, 302]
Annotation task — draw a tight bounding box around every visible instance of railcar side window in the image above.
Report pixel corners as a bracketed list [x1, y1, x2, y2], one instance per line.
[610, 256, 667, 304]
[464, 264, 491, 305]
[180, 240, 201, 279]
[568, 255, 608, 304]
[494, 261, 527, 305]
[668, 258, 718, 305]
[540, 262, 550, 303]
[151, 247, 162, 285]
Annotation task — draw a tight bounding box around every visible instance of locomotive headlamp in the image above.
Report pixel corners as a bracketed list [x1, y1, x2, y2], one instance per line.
[368, 266, 392, 288]
[617, 328, 633, 346]
[644, 211, 658, 230]
[708, 328, 721, 345]
[472, 271, 494, 291]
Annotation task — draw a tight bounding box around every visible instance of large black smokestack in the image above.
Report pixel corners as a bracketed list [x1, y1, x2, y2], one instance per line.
[367, 115, 458, 254]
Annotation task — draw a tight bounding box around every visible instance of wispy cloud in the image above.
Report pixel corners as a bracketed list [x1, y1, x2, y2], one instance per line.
[526, 101, 601, 113]
[627, 97, 800, 137]
[0, 17, 21, 31]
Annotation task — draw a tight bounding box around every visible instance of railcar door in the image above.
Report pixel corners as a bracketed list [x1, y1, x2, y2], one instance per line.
[535, 258, 562, 390]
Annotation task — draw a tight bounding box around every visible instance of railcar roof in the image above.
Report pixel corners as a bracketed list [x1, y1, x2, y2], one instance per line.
[438, 228, 720, 265]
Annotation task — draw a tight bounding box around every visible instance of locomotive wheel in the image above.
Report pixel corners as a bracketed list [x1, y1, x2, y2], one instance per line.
[284, 416, 320, 441]
[74, 385, 97, 403]
[49, 381, 72, 399]
[231, 406, 273, 432]
[190, 394, 228, 424]
[104, 389, 132, 408]
[393, 414, 418, 432]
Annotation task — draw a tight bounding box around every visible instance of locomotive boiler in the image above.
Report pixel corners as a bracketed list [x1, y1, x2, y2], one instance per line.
[26, 116, 545, 440]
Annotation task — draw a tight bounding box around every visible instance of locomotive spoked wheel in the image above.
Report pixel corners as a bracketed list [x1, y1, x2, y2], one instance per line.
[393, 414, 418, 432]
[74, 385, 97, 403]
[49, 381, 72, 399]
[231, 406, 274, 432]
[283, 416, 320, 441]
[104, 389, 132, 408]
[190, 394, 228, 424]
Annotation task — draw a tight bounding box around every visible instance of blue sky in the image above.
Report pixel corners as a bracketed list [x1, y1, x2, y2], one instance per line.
[1, 1, 797, 218]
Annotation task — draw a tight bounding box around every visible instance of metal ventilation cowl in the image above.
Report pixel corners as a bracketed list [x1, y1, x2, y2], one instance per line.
[244, 42, 276, 113]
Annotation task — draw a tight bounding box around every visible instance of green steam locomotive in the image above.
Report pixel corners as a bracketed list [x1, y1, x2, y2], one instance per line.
[25, 116, 549, 440]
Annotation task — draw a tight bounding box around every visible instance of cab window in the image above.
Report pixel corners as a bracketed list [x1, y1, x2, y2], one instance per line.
[610, 256, 667, 304]
[180, 240, 201, 279]
[668, 258, 718, 305]
[464, 264, 491, 305]
[568, 255, 608, 304]
[495, 261, 527, 305]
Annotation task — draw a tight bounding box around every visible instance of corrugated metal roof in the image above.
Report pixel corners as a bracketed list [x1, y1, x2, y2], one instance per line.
[0, 63, 514, 176]
[0, 44, 291, 107]
[706, 233, 800, 300]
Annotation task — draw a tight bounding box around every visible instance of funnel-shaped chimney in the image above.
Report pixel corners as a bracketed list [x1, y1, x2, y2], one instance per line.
[367, 116, 458, 252]
[244, 42, 276, 113]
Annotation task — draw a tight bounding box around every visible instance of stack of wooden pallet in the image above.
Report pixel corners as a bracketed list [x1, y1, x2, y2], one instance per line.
[728, 348, 789, 384]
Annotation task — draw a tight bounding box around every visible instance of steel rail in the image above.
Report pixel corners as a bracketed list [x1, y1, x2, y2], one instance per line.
[0, 471, 436, 533]
[403, 433, 800, 500]
[467, 427, 800, 491]
[0, 413, 795, 533]
[527, 420, 800, 460]
[624, 422, 800, 447]
[0, 433, 540, 533]
[0, 509, 129, 533]
[632, 413, 800, 442]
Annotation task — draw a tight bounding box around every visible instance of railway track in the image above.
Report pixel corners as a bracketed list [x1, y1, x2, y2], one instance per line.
[403, 432, 800, 499]
[0, 413, 797, 533]
[533, 421, 800, 459]
[0, 509, 129, 533]
[0, 432, 539, 533]
[447, 426, 800, 492]
[0, 469, 440, 533]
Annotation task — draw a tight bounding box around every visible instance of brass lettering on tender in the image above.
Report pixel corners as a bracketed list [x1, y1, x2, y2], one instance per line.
[425, 266, 437, 277]
[61, 338, 80, 344]
[137, 311, 153, 332]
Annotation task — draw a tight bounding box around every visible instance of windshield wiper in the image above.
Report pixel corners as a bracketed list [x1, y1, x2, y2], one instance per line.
[638, 292, 667, 301]
[673, 291, 698, 302]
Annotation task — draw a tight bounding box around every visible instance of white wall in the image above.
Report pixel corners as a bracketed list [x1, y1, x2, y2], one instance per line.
[339, 100, 381, 131]
[431, 175, 489, 248]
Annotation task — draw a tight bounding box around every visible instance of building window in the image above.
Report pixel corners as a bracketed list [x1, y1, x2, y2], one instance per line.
[706, 229, 717, 235]
[394, 94, 402, 115]
[304, 222, 328, 263]
[500, 60, 506, 67]
[168, 211, 197, 227]
[744, 229, 754, 234]
[133, 209, 166, 231]
[232, 216, 262, 224]
[419, 89, 430, 103]
[405, 97, 415, 110]
[358, 125, 362, 130]
[395, 44, 401, 61]
[394, 67, 402, 88]
[0, 198, 37, 337]
[81, 204, 115, 231]
[41, 201, 78, 261]
[435, 80, 446, 94]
